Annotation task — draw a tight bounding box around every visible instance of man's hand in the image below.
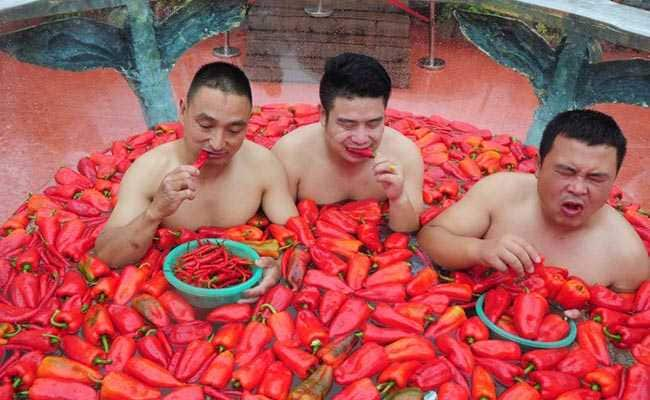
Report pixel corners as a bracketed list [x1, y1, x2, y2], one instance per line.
[373, 153, 405, 201]
[146, 166, 199, 220]
[476, 234, 540, 276]
[238, 257, 281, 304]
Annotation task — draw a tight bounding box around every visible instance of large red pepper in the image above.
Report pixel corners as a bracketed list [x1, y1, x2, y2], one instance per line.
[577, 320, 611, 365]
[521, 348, 569, 373]
[584, 365, 622, 397]
[554, 278, 591, 309]
[89, 274, 119, 303]
[320, 208, 359, 234]
[304, 269, 353, 294]
[235, 320, 273, 366]
[281, 244, 310, 290]
[162, 386, 203, 400]
[317, 332, 359, 369]
[529, 370, 580, 399]
[393, 302, 430, 327]
[346, 253, 371, 290]
[100, 371, 160, 400]
[365, 262, 412, 287]
[268, 224, 297, 246]
[131, 293, 170, 328]
[157, 290, 195, 322]
[334, 342, 388, 385]
[471, 340, 521, 361]
[28, 378, 98, 400]
[341, 199, 382, 224]
[15, 247, 40, 272]
[406, 267, 437, 297]
[61, 335, 111, 367]
[36, 355, 102, 385]
[125, 356, 183, 388]
[556, 347, 598, 377]
[9, 272, 40, 309]
[604, 324, 648, 349]
[472, 365, 496, 400]
[372, 303, 423, 333]
[513, 292, 548, 339]
[292, 285, 321, 310]
[459, 316, 489, 344]
[316, 237, 362, 259]
[296, 309, 329, 351]
[620, 363, 650, 400]
[627, 309, 650, 328]
[162, 321, 212, 345]
[384, 232, 409, 250]
[200, 350, 234, 389]
[174, 338, 215, 382]
[207, 303, 252, 323]
[137, 330, 171, 368]
[437, 382, 469, 400]
[286, 216, 316, 247]
[475, 357, 523, 387]
[259, 361, 292, 400]
[320, 289, 347, 325]
[385, 336, 437, 363]
[211, 322, 244, 351]
[4, 350, 43, 389]
[50, 294, 85, 334]
[424, 305, 467, 339]
[329, 296, 372, 338]
[232, 349, 274, 391]
[107, 304, 145, 334]
[590, 285, 634, 312]
[225, 224, 264, 242]
[288, 364, 333, 400]
[113, 264, 151, 305]
[372, 248, 413, 269]
[378, 360, 422, 389]
[361, 323, 413, 344]
[537, 313, 569, 342]
[356, 282, 407, 303]
[105, 335, 136, 373]
[310, 244, 347, 275]
[634, 280, 650, 312]
[497, 382, 540, 400]
[315, 219, 355, 240]
[297, 199, 319, 225]
[436, 334, 474, 375]
[332, 378, 380, 400]
[428, 283, 473, 303]
[82, 303, 115, 352]
[6, 326, 60, 353]
[273, 341, 319, 378]
[409, 358, 452, 391]
[357, 223, 383, 253]
[591, 306, 628, 327]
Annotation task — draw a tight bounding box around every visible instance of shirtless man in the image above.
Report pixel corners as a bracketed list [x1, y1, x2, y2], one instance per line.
[272, 53, 424, 232]
[95, 62, 297, 300]
[417, 109, 648, 291]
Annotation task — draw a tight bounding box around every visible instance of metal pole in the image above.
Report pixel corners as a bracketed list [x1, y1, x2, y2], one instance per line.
[417, 1, 445, 70]
[213, 30, 240, 58]
[305, 0, 333, 18]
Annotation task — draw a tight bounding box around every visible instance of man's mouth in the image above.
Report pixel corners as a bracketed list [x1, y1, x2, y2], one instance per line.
[205, 150, 227, 158]
[345, 146, 374, 158]
[561, 200, 584, 217]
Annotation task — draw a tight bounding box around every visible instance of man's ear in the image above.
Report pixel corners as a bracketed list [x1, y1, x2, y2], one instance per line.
[320, 107, 327, 127]
[535, 158, 542, 178]
[179, 98, 186, 116]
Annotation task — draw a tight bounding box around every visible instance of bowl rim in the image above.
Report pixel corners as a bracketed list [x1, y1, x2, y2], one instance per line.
[475, 293, 577, 349]
[163, 238, 262, 297]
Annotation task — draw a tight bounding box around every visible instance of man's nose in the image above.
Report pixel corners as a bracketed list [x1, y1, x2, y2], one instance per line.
[567, 177, 588, 195]
[350, 128, 371, 144]
[208, 130, 225, 150]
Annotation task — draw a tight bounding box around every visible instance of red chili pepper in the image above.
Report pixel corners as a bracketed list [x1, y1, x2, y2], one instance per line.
[295, 309, 329, 351]
[315, 219, 356, 240]
[627, 309, 650, 328]
[232, 349, 274, 391]
[356, 282, 407, 303]
[604, 324, 648, 349]
[100, 371, 160, 400]
[557, 347, 598, 377]
[590, 285, 634, 312]
[459, 316, 489, 344]
[320, 208, 359, 234]
[125, 356, 183, 388]
[157, 290, 195, 323]
[288, 364, 333, 399]
[258, 360, 292, 400]
[268, 224, 297, 247]
[332, 377, 380, 400]
[161, 321, 212, 345]
[428, 283, 473, 303]
[384, 336, 437, 363]
[304, 269, 353, 294]
[286, 216, 316, 247]
[471, 365, 496, 400]
[513, 292, 548, 339]
[577, 320, 611, 365]
[132, 293, 170, 328]
[77, 254, 111, 283]
[405, 267, 437, 297]
[211, 322, 244, 351]
[360, 323, 411, 345]
[319, 289, 347, 326]
[372, 302, 423, 333]
[14, 247, 40, 272]
[28, 378, 98, 400]
[425, 305, 467, 339]
[9, 272, 40, 309]
[50, 294, 85, 334]
[235, 320, 273, 366]
[371, 248, 413, 269]
[346, 253, 371, 290]
[436, 334, 474, 375]
[199, 350, 234, 389]
[365, 262, 412, 287]
[61, 335, 111, 367]
[55, 167, 93, 188]
[273, 341, 318, 379]
[357, 223, 383, 253]
[107, 304, 145, 335]
[316, 237, 363, 259]
[536, 313, 569, 342]
[309, 244, 348, 275]
[529, 370, 580, 399]
[36, 355, 103, 385]
[329, 296, 372, 338]
[471, 340, 521, 361]
[297, 199, 319, 225]
[382, 233, 408, 251]
[497, 382, 540, 400]
[162, 386, 203, 400]
[475, 357, 524, 387]
[4, 350, 43, 390]
[6, 326, 60, 353]
[88, 274, 118, 303]
[522, 348, 569, 374]
[281, 244, 310, 290]
[82, 303, 116, 352]
[340, 199, 382, 224]
[632, 335, 650, 366]
[378, 360, 422, 389]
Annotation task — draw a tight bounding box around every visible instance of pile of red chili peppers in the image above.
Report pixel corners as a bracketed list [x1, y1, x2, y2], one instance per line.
[0, 104, 648, 400]
[173, 242, 252, 289]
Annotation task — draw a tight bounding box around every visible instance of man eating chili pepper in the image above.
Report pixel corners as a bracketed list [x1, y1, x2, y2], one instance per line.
[418, 110, 649, 291]
[95, 62, 298, 302]
[272, 53, 424, 232]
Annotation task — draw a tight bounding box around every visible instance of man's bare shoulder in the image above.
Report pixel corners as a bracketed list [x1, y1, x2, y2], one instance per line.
[603, 206, 648, 257]
[273, 123, 319, 151]
[242, 139, 282, 164]
[468, 172, 536, 199]
[382, 127, 422, 158]
[123, 140, 179, 187]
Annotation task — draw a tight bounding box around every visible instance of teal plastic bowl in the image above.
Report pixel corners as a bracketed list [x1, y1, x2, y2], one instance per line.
[163, 238, 262, 308]
[475, 293, 577, 349]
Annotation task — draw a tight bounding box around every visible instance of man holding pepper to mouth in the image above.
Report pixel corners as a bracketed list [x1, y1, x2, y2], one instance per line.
[272, 53, 424, 232]
[418, 110, 648, 291]
[95, 62, 298, 302]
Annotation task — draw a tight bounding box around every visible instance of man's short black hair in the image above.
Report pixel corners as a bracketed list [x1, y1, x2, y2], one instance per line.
[187, 62, 252, 105]
[539, 109, 627, 171]
[319, 53, 392, 117]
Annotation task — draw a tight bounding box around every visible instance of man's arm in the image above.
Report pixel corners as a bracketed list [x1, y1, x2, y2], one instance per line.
[95, 155, 199, 267]
[385, 140, 424, 232]
[611, 230, 650, 292]
[261, 153, 299, 224]
[416, 173, 539, 274]
[271, 133, 300, 199]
